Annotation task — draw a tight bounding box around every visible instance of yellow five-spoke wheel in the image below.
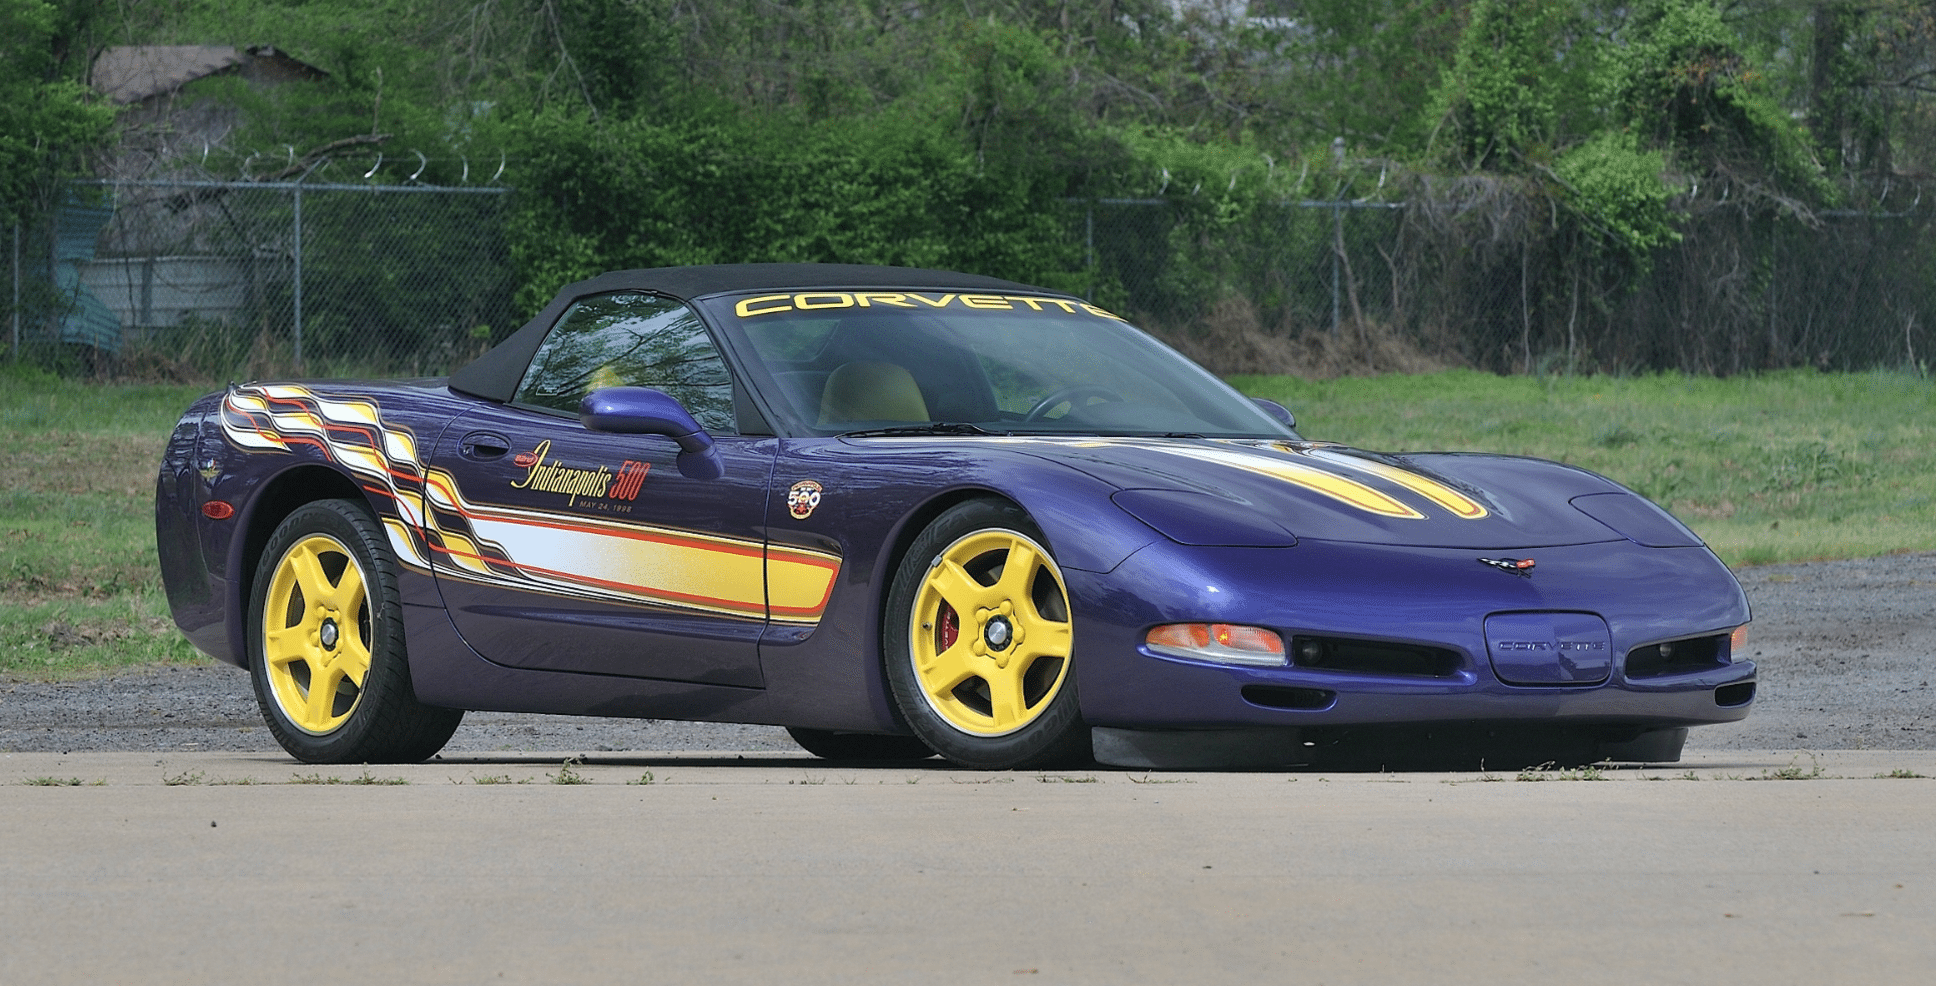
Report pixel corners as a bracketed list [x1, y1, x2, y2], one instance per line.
[247, 499, 462, 763]
[884, 499, 1088, 769]
[262, 532, 372, 734]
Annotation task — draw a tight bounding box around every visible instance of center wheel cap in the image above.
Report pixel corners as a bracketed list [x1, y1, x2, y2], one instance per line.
[984, 616, 1013, 650]
[319, 618, 339, 650]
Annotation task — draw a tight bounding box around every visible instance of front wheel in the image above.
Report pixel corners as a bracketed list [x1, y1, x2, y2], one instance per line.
[883, 499, 1089, 769]
[247, 499, 462, 763]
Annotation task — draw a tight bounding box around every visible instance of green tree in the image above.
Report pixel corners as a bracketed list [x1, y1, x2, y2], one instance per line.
[0, 0, 113, 224]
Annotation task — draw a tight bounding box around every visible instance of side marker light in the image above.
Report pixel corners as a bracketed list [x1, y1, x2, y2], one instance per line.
[201, 500, 236, 520]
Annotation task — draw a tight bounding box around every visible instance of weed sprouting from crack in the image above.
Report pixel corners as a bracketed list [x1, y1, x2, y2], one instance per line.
[1036, 774, 1100, 783]
[208, 776, 260, 786]
[627, 771, 656, 786]
[291, 770, 408, 785]
[22, 776, 85, 786]
[1127, 774, 1192, 785]
[1750, 754, 1826, 781]
[465, 774, 530, 785]
[163, 769, 205, 786]
[549, 758, 589, 785]
[1877, 768, 1925, 779]
[1515, 762, 1608, 782]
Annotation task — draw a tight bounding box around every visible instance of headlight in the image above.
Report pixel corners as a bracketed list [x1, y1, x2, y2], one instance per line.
[1569, 492, 1703, 547]
[1112, 489, 1297, 547]
[1146, 623, 1287, 666]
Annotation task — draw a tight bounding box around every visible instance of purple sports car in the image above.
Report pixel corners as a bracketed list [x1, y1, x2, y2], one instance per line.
[155, 264, 1755, 769]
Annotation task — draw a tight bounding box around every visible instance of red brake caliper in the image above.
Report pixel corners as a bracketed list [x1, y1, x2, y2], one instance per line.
[938, 603, 959, 652]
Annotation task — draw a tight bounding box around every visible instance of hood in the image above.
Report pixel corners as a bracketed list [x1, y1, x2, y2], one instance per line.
[996, 437, 1648, 550]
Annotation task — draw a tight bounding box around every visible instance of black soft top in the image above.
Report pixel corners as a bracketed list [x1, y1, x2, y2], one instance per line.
[449, 263, 1050, 402]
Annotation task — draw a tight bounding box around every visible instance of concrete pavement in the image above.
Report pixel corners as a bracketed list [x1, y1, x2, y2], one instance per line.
[4, 749, 1934, 985]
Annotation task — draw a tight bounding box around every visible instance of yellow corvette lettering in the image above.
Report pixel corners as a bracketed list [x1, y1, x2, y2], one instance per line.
[735, 294, 793, 317]
[794, 292, 855, 310]
[731, 290, 1121, 320]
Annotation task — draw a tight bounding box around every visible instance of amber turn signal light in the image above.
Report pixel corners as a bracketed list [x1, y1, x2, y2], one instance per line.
[1145, 623, 1286, 666]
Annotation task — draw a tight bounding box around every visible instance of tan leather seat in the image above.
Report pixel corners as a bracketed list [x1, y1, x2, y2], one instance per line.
[818, 361, 929, 426]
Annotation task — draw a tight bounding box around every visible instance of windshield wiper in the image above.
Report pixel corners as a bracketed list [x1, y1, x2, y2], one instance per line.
[840, 422, 1002, 438]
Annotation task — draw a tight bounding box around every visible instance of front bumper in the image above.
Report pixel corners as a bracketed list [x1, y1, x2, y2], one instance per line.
[1071, 537, 1755, 732]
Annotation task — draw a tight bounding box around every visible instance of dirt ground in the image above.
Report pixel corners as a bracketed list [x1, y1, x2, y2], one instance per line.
[3, 552, 1931, 757]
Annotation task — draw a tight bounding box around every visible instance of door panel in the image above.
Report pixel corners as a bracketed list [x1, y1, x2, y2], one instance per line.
[426, 403, 779, 686]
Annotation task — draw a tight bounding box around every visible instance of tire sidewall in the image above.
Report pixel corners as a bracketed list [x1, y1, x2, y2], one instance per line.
[883, 499, 1088, 769]
[247, 498, 412, 763]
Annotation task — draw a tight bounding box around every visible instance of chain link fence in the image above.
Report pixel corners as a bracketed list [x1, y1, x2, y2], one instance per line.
[4, 179, 515, 380]
[6, 181, 1929, 381]
[1068, 196, 1935, 377]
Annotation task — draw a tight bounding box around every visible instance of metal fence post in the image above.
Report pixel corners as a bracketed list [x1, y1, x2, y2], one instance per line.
[10, 223, 18, 361]
[1330, 200, 1343, 337]
[1084, 203, 1095, 302]
[291, 183, 304, 367]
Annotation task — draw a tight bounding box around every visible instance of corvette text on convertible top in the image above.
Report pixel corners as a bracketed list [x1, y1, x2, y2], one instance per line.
[732, 291, 1126, 321]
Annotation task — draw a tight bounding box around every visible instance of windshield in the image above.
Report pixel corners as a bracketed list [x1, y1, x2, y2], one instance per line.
[701, 290, 1294, 439]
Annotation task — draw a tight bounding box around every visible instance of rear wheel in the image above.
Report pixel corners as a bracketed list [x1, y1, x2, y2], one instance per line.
[785, 727, 935, 762]
[248, 499, 461, 763]
[884, 499, 1089, 769]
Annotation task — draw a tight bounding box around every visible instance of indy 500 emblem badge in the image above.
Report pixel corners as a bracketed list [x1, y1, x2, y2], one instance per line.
[787, 480, 823, 520]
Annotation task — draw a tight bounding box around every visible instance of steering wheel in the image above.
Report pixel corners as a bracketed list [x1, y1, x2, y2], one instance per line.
[1024, 385, 1125, 422]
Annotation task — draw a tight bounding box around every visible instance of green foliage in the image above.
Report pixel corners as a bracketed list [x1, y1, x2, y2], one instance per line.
[1249, 0, 1464, 152]
[1601, 0, 1831, 205]
[0, 0, 114, 223]
[1553, 131, 1681, 257]
[506, 104, 1087, 314]
[1429, 0, 1591, 168]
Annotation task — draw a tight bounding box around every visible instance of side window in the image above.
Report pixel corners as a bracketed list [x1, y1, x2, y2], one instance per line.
[514, 293, 736, 434]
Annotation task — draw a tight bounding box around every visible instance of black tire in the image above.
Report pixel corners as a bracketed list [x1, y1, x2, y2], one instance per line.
[883, 499, 1090, 769]
[785, 727, 936, 762]
[247, 499, 462, 763]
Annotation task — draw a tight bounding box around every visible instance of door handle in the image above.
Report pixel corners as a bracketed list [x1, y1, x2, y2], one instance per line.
[459, 432, 511, 460]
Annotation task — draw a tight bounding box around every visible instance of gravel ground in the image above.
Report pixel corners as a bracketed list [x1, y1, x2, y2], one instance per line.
[4, 553, 1930, 757]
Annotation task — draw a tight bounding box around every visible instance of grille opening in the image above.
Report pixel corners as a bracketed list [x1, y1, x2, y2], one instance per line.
[1625, 634, 1728, 678]
[1715, 681, 1756, 707]
[1292, 635, 1462, 678]
[1241, 685, 1336, 711]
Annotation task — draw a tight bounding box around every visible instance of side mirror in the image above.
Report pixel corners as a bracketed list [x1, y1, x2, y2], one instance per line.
[1252, 397, 1296, 430]
[579, 387, 725, 480]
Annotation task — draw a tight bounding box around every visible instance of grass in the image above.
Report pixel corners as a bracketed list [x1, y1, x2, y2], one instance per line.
[1, 366, 212, 679]
[2, 363, 1930, 680]
[1234, 368, 1936, 566]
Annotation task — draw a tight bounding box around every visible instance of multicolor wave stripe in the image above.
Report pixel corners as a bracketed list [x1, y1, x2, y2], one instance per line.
[219, 384, 840, 625]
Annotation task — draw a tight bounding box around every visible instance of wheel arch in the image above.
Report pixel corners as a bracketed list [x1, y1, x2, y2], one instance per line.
[225, 463, 375, 665]
[872, 487, 1027, 643]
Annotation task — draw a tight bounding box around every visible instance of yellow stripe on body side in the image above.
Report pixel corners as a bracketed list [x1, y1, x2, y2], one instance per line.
[466, 513, 770, 619]
[767, 545, 842, 623]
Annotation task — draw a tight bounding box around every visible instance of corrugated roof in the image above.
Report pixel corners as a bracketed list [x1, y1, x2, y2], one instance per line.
[90, 45, 327, 104]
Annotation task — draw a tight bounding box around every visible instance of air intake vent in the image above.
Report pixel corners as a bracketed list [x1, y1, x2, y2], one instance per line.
[1715, 682, 1756, 707]
[1241, 685, 1336, 711]
[1292, 635, 1462, 678]
[1626, 634, 1728, 679]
